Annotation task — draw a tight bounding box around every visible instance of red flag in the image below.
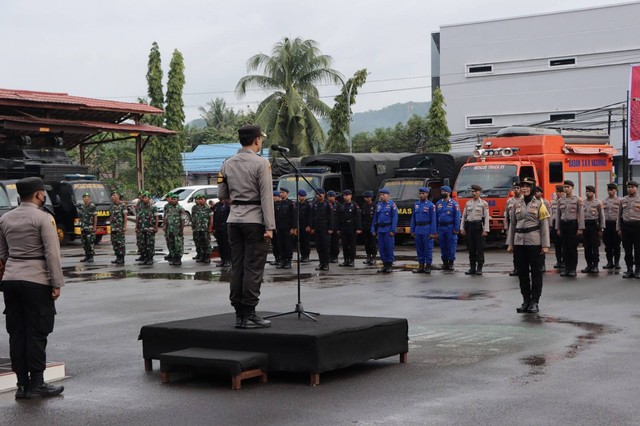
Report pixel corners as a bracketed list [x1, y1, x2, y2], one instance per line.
[630, 65, 640, 144]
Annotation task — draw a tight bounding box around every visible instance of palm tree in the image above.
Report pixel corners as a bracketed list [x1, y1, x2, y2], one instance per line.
[236, 37, 342, 155]
[198, 98, 237, 130]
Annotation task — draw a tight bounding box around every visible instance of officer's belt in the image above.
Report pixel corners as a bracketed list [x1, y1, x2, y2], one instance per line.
[232, 200, 261, 206]
[465, 220, 483, 225]
[561, 219, 578, 223]
[10, 255, 46, 260]
[377, 222, 391, 226]
[515, 225, 540, 234]
[584, 219, 599, 225]
[605, 220, 617, 223]
[415, 221, 431, 226]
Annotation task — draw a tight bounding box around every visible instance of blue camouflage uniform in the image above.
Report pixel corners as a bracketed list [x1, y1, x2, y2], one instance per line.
[372, 190, 398, 266]
[436, 186, 461, 267]
[410, 188, 437, 268]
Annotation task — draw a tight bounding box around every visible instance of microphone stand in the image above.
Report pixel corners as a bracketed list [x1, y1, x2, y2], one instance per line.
[265, 148, 319, 321]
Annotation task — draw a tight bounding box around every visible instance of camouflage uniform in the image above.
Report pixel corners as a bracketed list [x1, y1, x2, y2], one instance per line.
[136, 201, 158, 263]
[80, 201, 97, 259]
[164, 203, 185, 263]
[191, 202, 212, 262]
[110, 200, 127, 261]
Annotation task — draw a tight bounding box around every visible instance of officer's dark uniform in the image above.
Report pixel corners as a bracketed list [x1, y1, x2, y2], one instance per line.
[550, 184, 565, 269]
[602, 183, 621, 270]
[274, 188, 295, 269]
[360, 191, 378, 265]
[337, 189, 361, 267]
[618, 180, 640, 278]
[213, 200, 231, 267]
[309, 189, 333, 270]
[269, 191, 281, 266]
[296, 190, 311, 262]
[581, 185, 605, 273]
[410, 187, 436, 274]
[556, 180, 584, 277]
[327, 191, 341, 263]
[462, 184, 490, 275]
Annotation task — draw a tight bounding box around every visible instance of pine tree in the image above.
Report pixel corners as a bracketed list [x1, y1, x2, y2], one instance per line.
[426, 87, 452, 152]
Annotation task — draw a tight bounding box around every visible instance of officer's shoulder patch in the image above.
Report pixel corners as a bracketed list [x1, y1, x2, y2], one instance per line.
[216, 171, 226, 185]
[51, 218, 56, 228]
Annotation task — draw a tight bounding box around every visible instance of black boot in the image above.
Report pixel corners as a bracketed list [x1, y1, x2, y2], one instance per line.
[413, 263, 425, 274]
[377, 263, 387, 273]
[79, 257, 88, 262]
[581, 264, 593, 273]
[424, 264, 431, 274]
[234, 306, 245, 329]
[509, 268, 519, 276]
[283, 259, 292, 269]
[363, 255, 371, 264]
[526, 302, 540, 313]
[603, 258, 614, 269]
[516, 300, 531, 313]
[86, 256, 94, 263]
[368, 256, 376, 265]
[623, 269, 635, 278]
[244, 309, 271, 328]
[465, 263, 476, 275]
[111, 258, 119, 264]
[339, 259, 350, 267]
[384, 262, 393, 273]
[346, 258, 354, 267]
[635, 267, 640, 279]
[447, 261, 455, 271]
[135, 256, 144, 261]
[614, 258, 621, 269]
[475, 263, 483, 275]
[591, 263, 599, 273]
[115, 257, 125, 265]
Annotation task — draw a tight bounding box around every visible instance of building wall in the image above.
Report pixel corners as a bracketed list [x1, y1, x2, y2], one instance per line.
[434, 2, 640, 152]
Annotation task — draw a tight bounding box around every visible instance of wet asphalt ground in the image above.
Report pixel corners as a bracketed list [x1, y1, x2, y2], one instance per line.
[1, 227, 639, 425]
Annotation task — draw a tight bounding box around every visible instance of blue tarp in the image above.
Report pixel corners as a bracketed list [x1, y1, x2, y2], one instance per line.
[182, 143, 269, 174]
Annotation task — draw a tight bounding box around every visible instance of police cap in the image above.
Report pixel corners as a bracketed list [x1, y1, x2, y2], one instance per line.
[512, 181, 521, 188]
[607, 183, 618, 190]
[279, 187, 289, 193]
[563, 180, 575, 187]
[362, 191, 373, 198]
[343, 189, 352, 195]
[327, 190, 336, 197]
[471, 184, 482, 192]
[521, 177, 535, 187]
[82, 192, 91, 197]
[315, 188, 326, 195]
[273, 190, 280, 196]
[16, 177, 51, 196]
[585, 185, 596, 193]
[627, 181, 639, 188]
[440, 186, 452, 193]
[298, 189, 307, 197]
[238, 124, 266, 144]
[379, 188, 390, 194]
[419, 187, 430, 193]
[555, 184, 565, 192]
[535, 186, 544, 193]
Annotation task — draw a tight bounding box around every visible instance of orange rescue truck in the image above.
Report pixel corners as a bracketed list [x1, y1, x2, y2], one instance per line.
[453, 126, 616, 235]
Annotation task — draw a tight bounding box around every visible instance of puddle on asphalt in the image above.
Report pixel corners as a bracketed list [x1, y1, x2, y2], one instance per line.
[519, 316, 620, 378]
[63, 267, 227, 282]
[411, 289, 493, 300]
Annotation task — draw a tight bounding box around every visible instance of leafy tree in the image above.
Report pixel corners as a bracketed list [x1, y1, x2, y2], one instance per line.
[199, 98, 238, 131]
[406, 114, 429, 153]
[145, 42, 164, 126]
[326, 69, 368, 153]
[426, 87, 451, 152]
[235, 37, 341, 156]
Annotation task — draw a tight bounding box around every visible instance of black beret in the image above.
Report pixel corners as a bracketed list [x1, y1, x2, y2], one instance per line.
[563, 180, 575, 187]
[471, 184, 482, 191]
[238, 124, 266, 141]
[535, 186, 543, 193]
[585, 185, 596, 193]
[555, 184, 565, 191]
[627, 181, 638, 188]
[343, 189, 352, 195]
[16, 177, 51, 196]
[607, 183, 618, 190]
[362, 191, 373, 198]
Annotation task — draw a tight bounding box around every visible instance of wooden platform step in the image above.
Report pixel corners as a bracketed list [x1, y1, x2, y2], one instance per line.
[0, 358, 66, 394]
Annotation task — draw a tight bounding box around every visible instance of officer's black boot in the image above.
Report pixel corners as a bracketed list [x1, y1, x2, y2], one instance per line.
[424, 264, 431, 274]
[448, 261, 455, 271]
[516, 299, 531, 313]
[234, 305, 245, 329]
[363, 255, 371, 264]
[86, 256, 94, 263]
[368, 256, 377, 266]
[591, 263, 599, 273]
[347, 258, 354, 267]
[475, 263, 483, 275]
[116, 256, 125, 265]
[581, 264, 593, 273]
[603, 257, 614, 269]
[244, 307, 271, 329]
[111, 258, 119, 264]
[509, 268, 519, 276]
[136, 255, 144, 262]
[614, 256, 621, 269]
[15, 374, 28, 399]
[283, 259, 292, 269]
[377, 263, 387, 273]
[623, 264, 635, 278]
[173, 257, 182, 266]
[384, 262, 393, 273]
[339, 259, 349, 267]
[413, 263, 425, 274]
[27, 372, 64, 398]
[465, 263, 476, 275]
[79, 256, 88, 262]
[635, 266, 640, 279]
[276, 260, 285, 269]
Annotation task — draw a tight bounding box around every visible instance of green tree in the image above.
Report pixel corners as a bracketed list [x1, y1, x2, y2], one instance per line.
[406, 114, 429, 153]
[426, 87, 451, 152]
[326, 69, 368, 153]
[235, 37, 341, 156]
[145, 42, 164, 126]
[199, 98, 237, 131]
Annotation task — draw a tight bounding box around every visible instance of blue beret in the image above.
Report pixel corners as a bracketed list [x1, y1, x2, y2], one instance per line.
[298, 189, 307, 196]
[327, 190, 336, 197]
[343, 189, 352, 195]
[362, 191, 374, 198]
[316, 188, 326, 195]
[419, 187, 429, 193]
[441, 186, 452, 193]
[279, 187, 289, 193]
[273, 190, 280, 196]
[379, 188, 390, 194]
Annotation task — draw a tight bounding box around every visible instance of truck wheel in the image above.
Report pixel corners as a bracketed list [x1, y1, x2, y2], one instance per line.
[94, 234, 103, 244]
[57, 225, 70, 245]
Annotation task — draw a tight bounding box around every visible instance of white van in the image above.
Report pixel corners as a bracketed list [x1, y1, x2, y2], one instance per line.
[156, 185, 218, 225]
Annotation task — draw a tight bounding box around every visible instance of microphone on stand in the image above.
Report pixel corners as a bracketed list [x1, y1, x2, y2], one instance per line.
[271, 144, 290, 153]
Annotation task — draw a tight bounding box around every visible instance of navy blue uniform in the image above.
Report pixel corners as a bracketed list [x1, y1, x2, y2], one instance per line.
[372, 200, 398, 264]
[296, 199, 312, 260]
[337, 201, 362, 265]
[310, 199, 334, 267]
[411, 199, 437, 266]
[360, 200, 378, 262]
[329, 200, 341, 262]
[274, 198, 296, 264]
[436, 198, 461, 264]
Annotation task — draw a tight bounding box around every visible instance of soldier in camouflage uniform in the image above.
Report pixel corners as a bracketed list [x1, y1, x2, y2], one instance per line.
[135, 191, 158, 265]
[191, 194, 213, 264]
[163, 193, 185, 266]
[109, 190, 127, 265]
[79, 192, 97, 263]
[135, 190, 143, 260]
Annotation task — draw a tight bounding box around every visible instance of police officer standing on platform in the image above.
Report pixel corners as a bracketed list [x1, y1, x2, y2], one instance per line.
[218, 124, 275, 328]
[581, 185, 605, 273]
[296, 190, 311, 262]
[506, 177, 550, 314]
[550, 184, 565, 269]
[436, 185, 460, 271]
[410, 187, 436, 274]
[79, 192, 97, 263]
[274, 187, 295, 269]
[461, 184, 490, 276]
[373, 188, 398, 273]
[0, 177, 65, 398]
[308, 188, 333, 271]
[556, 180, 584, 278]
[360, 191, 378, 265]
[618, 181, 640, 278]
[602, 183, 621, 270]
[337, 189, 361, 267]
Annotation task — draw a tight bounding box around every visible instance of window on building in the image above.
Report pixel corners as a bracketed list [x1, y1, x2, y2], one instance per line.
[550, 113, 576, 121]
[549, 57, 576, 67]
[467, 64, 493, 75]
[549, 162, 563, 183]
[467, 117, 494, 127]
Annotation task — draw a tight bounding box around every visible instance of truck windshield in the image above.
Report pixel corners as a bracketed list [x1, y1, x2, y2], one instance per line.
[382, 179, 424, 201]
[454, 164, 517, 197]
[0, 188, 11, 208]
[278, 176, 322, 199]
[4, 183, 20, 207]
[73, 183, 111, 205]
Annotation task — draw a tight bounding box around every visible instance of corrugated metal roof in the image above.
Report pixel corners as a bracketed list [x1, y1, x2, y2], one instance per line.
[182, 144, 270, 174]
[0, 115, 175, 136]
[0, 88, 163, 115]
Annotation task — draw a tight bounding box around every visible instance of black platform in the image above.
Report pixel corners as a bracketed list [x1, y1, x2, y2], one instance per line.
[139, 313, 409, 384]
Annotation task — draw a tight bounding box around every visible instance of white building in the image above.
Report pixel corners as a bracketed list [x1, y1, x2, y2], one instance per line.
[431, 2, 640, 156]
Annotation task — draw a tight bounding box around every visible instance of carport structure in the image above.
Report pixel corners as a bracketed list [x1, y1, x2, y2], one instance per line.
[0, 88, 176, 189]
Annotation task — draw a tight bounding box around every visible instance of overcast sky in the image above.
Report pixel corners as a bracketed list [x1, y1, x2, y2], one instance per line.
[1, 0, 632, 122]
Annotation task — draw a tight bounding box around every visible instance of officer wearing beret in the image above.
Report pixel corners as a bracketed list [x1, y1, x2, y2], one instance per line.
[411, 187, 436, 274]
[79, 192, 97, 263]
[296, 189, 311, 262]
[505, 181, 523, 276]
[274, 187, 295, 269]
[618, 181, 640, 278]
[136, 191, 159, 265]
[360, 191, 378, 265]
[327, 190, 341, 263]
[0, 177, 65, 398]
[164, 193, 185, 266]
[461, 184, 489, 275]
[191, 194, 213, 264]
[556, 180, 584, 277]
[372, 188, 398, 273]
[337, 189, 361, 267]
[436, 185, 460, 271]
[581, 185, 605, 273]
[308, 188, 333, 271]
[550, 184, 566, 269]
[218, 124, 275, 328]
[109, 190, 127, 265]
[602, 183, 621, 270]
[507, 177, 550, 314]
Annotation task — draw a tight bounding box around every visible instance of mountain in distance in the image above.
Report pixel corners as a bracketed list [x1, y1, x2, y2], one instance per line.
[187, 101, 430, 134]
